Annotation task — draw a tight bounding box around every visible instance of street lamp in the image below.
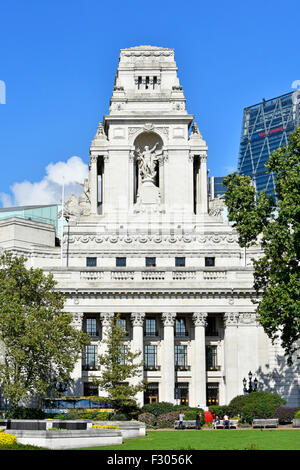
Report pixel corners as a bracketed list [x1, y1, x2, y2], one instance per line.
[243, 371, 258, 393]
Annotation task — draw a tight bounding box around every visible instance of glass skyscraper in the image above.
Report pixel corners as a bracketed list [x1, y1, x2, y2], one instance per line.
[238, 90, 300, 197]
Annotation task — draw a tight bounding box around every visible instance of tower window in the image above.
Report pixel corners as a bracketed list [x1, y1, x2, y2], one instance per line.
[86, 257, 97, 267]
[116, 257, 126, 267]
[205, 257, 215, 267]
[146, 257, 156, 267]
[138, 76, 142, 90]
[145, 76, 150, 89]
[153, 76, 157, 89]
[175, 257, 185, 267]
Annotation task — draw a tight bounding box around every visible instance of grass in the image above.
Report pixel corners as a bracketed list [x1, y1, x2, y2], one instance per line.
[75, 429, 300, 451]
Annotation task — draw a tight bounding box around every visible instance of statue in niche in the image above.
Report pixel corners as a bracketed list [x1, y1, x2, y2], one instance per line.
[135, 143, 162, 182]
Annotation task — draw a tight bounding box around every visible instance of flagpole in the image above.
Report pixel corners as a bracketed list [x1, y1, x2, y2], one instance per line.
[60, 177, 65, 266]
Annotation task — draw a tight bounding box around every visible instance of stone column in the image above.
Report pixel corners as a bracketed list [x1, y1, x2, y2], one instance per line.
[191, 312, 208, 408]
[224, 312, 240, 403]
[71, 312, 84, 395]
[130, 312, 145, 407]
[162, 312, 176, 403]
[89, 154, 98, 215]
[198, 153, 208, 214]
[98, 313, 115, 397]
[129, 150, 135, 208]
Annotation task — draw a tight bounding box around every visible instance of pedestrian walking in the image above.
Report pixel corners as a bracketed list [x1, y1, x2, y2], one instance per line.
[178, 411, 184, 429]
[195, 412, 201, 430]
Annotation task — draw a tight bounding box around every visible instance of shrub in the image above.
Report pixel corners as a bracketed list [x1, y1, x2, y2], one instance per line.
[6, 407, 46, 419]
[0, 429, 17, 446]
[183, 409, 205, 424]
[294, 410, 300, 419]
[273, 407, 300, 424]
[209, 405, 230, 418]
[156, 411, 179, 428]
[111, 413, 128, 421]
[228, 392, 285, 424]
[138, 412, 157, 427]
[142, 402, 175, 416]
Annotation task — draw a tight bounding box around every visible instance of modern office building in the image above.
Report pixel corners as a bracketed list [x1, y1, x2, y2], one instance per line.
[0, 204, 61, 236]
[238, 91, 300, 197]
[208, 176, 226, 200]
[0, 47, 299, 409]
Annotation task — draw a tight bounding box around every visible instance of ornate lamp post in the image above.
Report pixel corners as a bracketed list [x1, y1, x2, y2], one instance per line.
[243, 371, 258, 393]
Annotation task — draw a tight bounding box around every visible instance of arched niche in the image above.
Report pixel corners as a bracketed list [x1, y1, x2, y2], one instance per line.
[133, 131, 164, 203]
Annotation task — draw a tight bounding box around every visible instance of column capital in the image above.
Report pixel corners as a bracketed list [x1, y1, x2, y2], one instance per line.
[71, 312, 83, 330]
[131, 312, 145, 327]
[162, 312, 176, 327]
[224, 312, 239, 327]
[100, 312, 114, 327]
[192, 312, 208, 327]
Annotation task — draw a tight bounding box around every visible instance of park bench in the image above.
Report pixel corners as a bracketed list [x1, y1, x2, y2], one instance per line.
[174, 420, 201, 429]
[174, 419, 239, 429]
[213, 419, 238, 429]
[252, 419, 278, 428]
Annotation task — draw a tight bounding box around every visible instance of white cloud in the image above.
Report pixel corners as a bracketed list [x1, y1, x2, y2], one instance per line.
[1, 156, 89, 208]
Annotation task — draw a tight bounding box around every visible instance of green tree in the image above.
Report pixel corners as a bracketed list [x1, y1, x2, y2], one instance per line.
[0, 251, 89, 408]
[93, 314, 146, 403]
[223, 127, 300, 363]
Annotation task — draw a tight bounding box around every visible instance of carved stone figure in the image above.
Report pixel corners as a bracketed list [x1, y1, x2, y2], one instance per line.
[135, 143, 162, 182]
[209, 194, 225, 217]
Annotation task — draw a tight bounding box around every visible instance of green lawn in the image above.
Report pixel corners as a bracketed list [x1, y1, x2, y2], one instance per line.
[77, 429, 300, 451]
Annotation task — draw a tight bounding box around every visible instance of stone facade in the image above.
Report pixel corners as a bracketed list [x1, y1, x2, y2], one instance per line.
[1, 46, 299, 408]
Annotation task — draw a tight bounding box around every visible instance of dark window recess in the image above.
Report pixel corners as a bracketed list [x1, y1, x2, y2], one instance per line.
[175, 257, 185, 267]
[146, 257, 156, 267]
[86, 257, 97, 267]
[205, 257, 215, 267]
[116, 257, 126, 267]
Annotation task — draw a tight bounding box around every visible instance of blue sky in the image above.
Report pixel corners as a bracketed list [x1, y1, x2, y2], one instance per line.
[0, 0, 299, 206]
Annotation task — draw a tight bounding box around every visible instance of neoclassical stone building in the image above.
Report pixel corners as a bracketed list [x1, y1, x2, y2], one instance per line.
[1, 46, 299, 408]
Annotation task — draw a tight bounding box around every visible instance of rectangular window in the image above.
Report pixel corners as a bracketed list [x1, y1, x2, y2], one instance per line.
[206, 383, 219, 406]
[138, 76, 142, 89]
[117, 318, 127, 335]
[86, 318, 98, 337]
[153, 76, 157, 89]
[175, 345, 187, 368]
[86, 257, 97, 267]
[175, 318, 187, 337]
[205, 257, 215, 267]
[175, 257, 185, 267]
[119, 344, 127, 365]
[145, 318, 157, 336]
[83, 345, 98, 370]
[146, 257, 156, 267]
[116, 257, 126, 267]
[144, 345, 157, 369]
[145, 76, 150, 89]
[206, 345, 219, 371]
[174, 382, 189, 405]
